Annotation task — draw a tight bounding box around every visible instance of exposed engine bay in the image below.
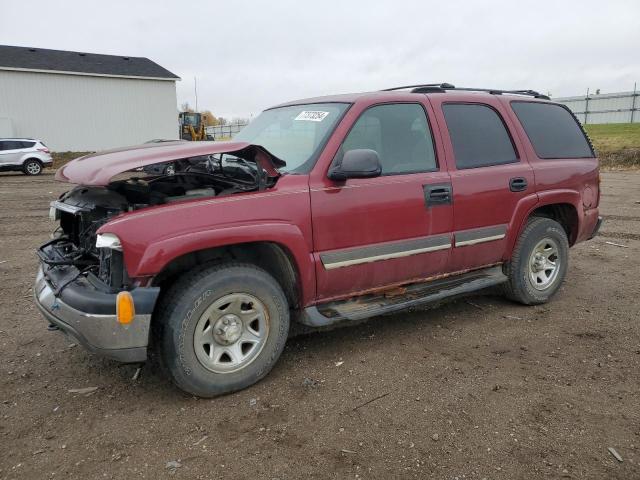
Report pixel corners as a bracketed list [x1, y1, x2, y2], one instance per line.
[39, 153, 279, 292]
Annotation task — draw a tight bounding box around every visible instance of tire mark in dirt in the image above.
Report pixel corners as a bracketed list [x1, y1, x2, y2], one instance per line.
[599, 231, 640, 241]
[2, 228, 53, 238]
[0, 212, 49, 221]
[603, 215, 640, 222]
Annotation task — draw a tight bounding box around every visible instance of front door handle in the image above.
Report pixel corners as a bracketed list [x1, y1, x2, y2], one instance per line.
[424, 183, 452, 207]
[509, 177, 528, 192]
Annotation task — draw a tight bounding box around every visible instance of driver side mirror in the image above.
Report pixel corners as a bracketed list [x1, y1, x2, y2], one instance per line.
[328, 149, 382, 181]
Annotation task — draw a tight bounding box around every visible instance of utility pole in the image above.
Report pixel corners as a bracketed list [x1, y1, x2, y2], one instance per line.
[631, 82, 637, 124]
[194, 76, 199, 112]
[584, 88, 590, 125]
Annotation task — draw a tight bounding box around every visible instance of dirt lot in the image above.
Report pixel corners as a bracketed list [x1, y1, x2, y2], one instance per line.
[0, 171, 638, 480]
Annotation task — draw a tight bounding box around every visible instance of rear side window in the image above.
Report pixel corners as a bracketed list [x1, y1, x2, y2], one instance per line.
[443, 104, 518, 169]
[1, 141, 24, 150]
[340, 103, 437, 174]
[511, 102, 594, 158]
[21, 141, 35, 148]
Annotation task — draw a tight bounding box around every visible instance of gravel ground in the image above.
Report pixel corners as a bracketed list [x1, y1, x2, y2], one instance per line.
[0, 171, 638, 480]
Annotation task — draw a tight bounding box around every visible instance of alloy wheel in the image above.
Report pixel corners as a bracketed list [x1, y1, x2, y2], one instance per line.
[26, 161, 42, 175]
[193, 293, 270, 373]
[528, 237, 561, 290]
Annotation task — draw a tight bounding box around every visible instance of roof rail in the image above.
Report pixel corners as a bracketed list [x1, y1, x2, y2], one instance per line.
[382, 83, 455, 92]
[381, 83, 550, 100]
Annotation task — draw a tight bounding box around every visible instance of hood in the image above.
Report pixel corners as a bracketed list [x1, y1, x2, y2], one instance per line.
[55, 141, 285, 185]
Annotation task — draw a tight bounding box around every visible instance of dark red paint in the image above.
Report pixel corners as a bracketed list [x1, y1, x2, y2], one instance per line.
[63, 90, 600, 307]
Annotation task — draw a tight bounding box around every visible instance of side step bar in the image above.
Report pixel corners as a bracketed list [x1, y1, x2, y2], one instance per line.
[300, 265, 507, 327]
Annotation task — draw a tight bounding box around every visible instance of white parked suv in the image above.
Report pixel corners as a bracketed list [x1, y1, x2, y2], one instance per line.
[0, 138, 53, 175]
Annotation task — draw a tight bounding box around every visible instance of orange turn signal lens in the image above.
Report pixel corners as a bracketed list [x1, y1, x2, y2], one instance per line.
[116, 291, 135, 325]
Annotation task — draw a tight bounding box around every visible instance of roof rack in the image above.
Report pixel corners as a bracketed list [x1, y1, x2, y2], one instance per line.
[382, 83, 550, 100]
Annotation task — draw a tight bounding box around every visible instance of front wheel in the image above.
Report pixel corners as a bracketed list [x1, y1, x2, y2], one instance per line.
[23, 159, 43, 175]
[156, 263, 290, 397]
[503, 217, 569, 305]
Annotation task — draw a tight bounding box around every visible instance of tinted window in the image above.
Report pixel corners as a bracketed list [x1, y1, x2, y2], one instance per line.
[341, 103, 437, 174]
[443, 104, 518, 169]
[21, 141, 35, 148]
[511, 102, 594, 158]
[1, 141, 24, 150]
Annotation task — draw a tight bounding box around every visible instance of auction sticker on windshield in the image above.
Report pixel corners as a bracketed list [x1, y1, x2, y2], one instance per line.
[294, 111, 330, 122]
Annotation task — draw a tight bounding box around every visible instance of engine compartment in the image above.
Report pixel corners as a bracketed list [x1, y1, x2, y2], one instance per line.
[44, 153, 279, 291]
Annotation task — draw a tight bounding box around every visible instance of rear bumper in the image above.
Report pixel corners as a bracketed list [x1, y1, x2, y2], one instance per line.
[34, 266, 159, 362]
[589, 216, 603, 240]
[576, 208, 602, 244]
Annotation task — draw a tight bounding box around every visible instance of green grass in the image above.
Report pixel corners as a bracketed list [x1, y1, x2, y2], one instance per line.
[584, 123, 640, 153]
[583, 123, 640, 169]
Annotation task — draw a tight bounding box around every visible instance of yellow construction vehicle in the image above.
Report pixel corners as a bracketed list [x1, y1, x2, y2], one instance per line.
[178, 112, 212, 141]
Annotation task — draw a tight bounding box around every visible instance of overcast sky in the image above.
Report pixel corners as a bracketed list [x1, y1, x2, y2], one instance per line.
[2, 0, 639, 119]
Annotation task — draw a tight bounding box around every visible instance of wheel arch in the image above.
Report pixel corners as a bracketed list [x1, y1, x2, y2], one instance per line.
[504, 189, 583, 262]
[508, 196, 580, 259]
[528, 203, 579, 245]
[151, 241, 304, 309]
[23, 157, 44, 166]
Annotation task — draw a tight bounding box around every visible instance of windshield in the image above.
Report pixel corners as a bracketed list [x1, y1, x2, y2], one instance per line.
[234, 102, 349, 173]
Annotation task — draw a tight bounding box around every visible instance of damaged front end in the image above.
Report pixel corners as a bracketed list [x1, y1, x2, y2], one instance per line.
[35, 141, 283, 362]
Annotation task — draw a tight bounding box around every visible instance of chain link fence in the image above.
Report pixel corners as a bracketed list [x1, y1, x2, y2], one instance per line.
[205, 122, 249, 140]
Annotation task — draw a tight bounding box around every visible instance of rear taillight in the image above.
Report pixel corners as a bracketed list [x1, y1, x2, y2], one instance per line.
[38, 148, 50, 153]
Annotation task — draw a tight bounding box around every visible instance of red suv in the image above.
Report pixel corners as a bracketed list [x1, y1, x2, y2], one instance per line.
[35, 84, 602, 396]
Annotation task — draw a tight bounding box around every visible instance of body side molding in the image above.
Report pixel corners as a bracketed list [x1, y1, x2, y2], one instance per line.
[454, 225, 508, 247]
[320, 234, 451, 270]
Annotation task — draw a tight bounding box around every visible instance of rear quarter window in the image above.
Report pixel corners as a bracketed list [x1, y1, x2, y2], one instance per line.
[21, 141, 36, 148]
[442, 103, 518, 169]
[511, 102, 594, 159]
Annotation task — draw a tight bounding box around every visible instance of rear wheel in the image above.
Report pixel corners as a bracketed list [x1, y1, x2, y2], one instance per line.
[503, 217, 569, 305]
[156, 263, 290, 397]
[23, 159, 43, 175]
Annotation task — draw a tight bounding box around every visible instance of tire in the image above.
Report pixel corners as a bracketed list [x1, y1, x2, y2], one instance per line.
[23, 159, 43, 175]
[155, 263, 290, 397]
[502, 217, 569, 305]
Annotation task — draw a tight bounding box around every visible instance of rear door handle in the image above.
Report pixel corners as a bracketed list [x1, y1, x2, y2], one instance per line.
[509, 177, 528, 192]
[424, 183, 452, 207]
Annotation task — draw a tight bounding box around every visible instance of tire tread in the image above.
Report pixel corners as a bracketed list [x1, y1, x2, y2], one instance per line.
[153, 262, 289, 397]
[502, 216, 569, 305]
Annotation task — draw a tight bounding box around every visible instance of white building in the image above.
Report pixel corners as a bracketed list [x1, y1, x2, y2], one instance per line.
[0, 45, 180, 151]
